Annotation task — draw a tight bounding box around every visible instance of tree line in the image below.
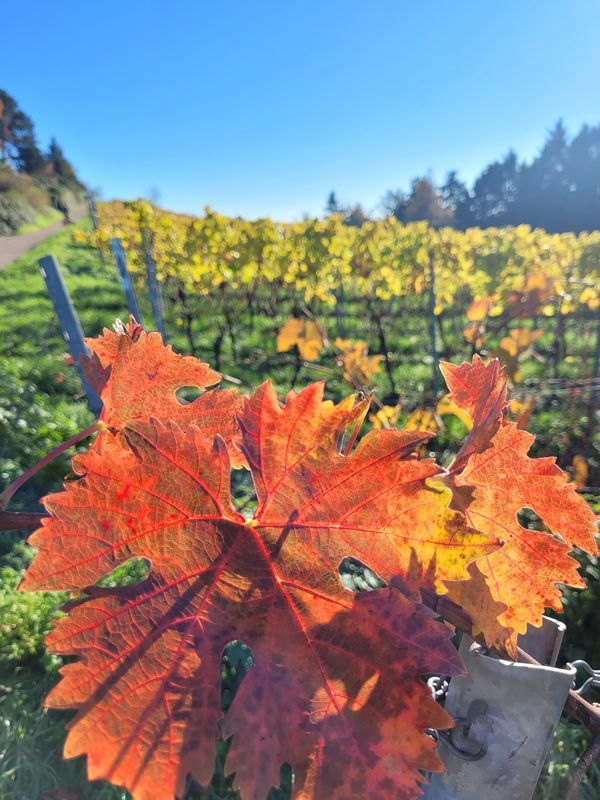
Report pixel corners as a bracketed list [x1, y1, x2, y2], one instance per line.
[328, 120, 600, 233]
[0, 89, 85, 234]
[0, 89, 84, 195]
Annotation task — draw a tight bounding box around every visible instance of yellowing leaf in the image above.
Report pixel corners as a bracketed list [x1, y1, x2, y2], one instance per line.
[463, 320, 485, 348]
[466, 297, 493, 322]
[277, 318, 327, 361]
[496, 328, 543, 384]
[571, 455, 589, 490]
[436, 394, 473, 430]
[369, 404, 401, 430]
[335, 338, 383, 386]
[498, 328, 543, 358]
[509, 396, 535, 429]
[404, 408, 441, 434]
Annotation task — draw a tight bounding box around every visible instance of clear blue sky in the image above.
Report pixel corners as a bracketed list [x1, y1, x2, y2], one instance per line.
[3, 0, 600, 220]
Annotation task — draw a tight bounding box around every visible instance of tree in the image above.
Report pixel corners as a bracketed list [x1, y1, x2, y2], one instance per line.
[325, 191, 341, 215]
[403, 177, 453, 227]
[47, 138, 82, 190]
[440, 171, 472, 228]
[469, 151, 519, 227]
[382, 180, 453, 227]
[17, 134, 47, 174]
[515, 121, 570, 231]
[566, 123, 600, 232]
[344, 204, 367, 227]
[0, 89, 46, 174]
[381, 188, 408, 221]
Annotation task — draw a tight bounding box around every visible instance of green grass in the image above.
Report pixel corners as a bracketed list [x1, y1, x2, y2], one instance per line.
[0, 220, 131, 514]
[0, 226, 599, 799]
[0, 218, 128, 360]
[14, 208, 62, 235]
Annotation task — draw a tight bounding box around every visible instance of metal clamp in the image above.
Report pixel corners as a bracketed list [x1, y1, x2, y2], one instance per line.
[428, 699, 490, 762]
[569, 660, 600, 696]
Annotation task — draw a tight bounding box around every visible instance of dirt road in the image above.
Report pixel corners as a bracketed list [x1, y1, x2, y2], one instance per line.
[0, 204, 88, 269]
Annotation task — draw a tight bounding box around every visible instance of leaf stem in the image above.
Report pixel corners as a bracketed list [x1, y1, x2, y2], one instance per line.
[0, 511, 48, 531]
[0, 420, 103, 509]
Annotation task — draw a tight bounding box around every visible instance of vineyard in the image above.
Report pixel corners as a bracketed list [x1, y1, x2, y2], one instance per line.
[77, 201, 600, 481]
[0, 203, 599, 800]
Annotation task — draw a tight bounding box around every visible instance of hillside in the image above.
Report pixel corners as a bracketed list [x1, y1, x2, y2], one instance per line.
[0, 89, 85, 235]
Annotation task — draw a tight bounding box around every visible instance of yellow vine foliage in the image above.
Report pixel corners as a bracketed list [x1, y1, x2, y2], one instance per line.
[368, 404, 401, 430]
[79, 200, 600, 314]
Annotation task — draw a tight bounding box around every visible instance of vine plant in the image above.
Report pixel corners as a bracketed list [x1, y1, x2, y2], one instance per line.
[0, 317, 598, 800]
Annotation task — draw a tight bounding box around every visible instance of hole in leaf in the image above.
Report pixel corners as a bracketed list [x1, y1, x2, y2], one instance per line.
[517, 506, 565, 544]
[185, 742, 292, 800]
[232, 468, 258, 516]
[221, 640, 253, 712]
[95, 557, 150, 588]
[338, 556, 387, 593]
[175, 385, 203, 404]
[266, 763, 293, 800]
[517, 506, 543, 531]
[335, 418, 363, 457]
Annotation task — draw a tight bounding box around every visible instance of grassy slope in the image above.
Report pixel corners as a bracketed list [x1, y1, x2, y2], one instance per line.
[0, 219, 129, 513]
[15, 208, 62, 235]
[0, 224, 599, 798]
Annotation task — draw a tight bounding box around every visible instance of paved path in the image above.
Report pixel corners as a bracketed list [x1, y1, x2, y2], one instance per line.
[0, 203, 88, 269]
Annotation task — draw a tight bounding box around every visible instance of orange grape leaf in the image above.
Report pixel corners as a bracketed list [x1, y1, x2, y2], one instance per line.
[463, 319, 485, 348]
[240, 383, 498, 597]
[21, 381, 496, 800]
[498, 328, 543, 384]
[445, 423, 598, 655]
[505, 274, 555, 319]
[440, 356, 507, 427]
[277, 318, 327, 361]
[498, 328, 543, 359]
[440, 355, 508, 470]
[466, 297, 493, 322]
[463, 297, 493, 349]
[81, 318, 244, 467]
[230, 585, 463, 800]
[438, 355, 597, 654]
[496, 328, 543, 383]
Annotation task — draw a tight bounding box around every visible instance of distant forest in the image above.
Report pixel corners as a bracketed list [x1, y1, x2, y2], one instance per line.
[0, 89, 84, 235]
[327, 120, 600, 233]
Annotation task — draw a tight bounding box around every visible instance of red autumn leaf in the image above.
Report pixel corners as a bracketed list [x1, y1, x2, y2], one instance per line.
[440, 355, 508, 471]
[240, 383, 498, 596]
[81, 317, 244, 467]
[21, 381, 489, 800]
[81, 315, 144, 393]
[442, 358, 598, 655]
[446, 423, 598, 655]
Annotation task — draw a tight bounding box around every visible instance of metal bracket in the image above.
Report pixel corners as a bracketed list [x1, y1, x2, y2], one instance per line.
[569, 660, 600, 696]
[429, 699, 490, 762]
